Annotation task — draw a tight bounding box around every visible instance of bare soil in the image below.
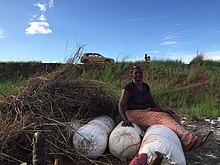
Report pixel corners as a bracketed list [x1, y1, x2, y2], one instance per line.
[182, 118, 220, 165]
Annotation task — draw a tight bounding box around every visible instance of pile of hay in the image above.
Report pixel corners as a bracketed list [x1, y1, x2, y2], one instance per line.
[0, 64, 120, 165]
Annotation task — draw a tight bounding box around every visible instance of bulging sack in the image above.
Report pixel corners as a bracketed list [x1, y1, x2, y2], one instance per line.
[138, 125, 186, 165]
[72, 115, 115, 158]
[64, 120, 83, 141]
[108, 121, 143, 160]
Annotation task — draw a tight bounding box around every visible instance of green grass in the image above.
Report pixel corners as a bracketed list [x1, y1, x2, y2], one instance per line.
[0, 80, 26, 94]
[144, 59, 219, 118]
[200, 60, 220, 86]
[83, 62, 133, 89]
[0, 60, 220, 118]
[181, 94, 219, 118]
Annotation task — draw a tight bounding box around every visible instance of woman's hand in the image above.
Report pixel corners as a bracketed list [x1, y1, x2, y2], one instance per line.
[166, 109, 175, 115]
[160, 108, 181, 125]
[160, 108, 175, 115]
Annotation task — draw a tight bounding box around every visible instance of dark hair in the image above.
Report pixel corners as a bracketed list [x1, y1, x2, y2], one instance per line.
[130, 65, 142, 74]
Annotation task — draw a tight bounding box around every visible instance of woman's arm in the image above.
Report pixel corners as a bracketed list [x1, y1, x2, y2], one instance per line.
[118, 89, 133, 126]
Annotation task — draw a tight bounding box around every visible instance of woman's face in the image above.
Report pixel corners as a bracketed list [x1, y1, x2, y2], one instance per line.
[131, 68, 143, 82]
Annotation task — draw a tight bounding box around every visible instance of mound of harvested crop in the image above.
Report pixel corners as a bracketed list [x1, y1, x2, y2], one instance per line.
[0, 64, 120, 165]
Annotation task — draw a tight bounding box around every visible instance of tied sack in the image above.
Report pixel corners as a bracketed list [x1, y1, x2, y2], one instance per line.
[73, 115, 115, 158]
[138, 124, 186, 165]
[109, 121, 143, 160]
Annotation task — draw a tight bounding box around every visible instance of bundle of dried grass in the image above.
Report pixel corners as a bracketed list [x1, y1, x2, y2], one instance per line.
[0, 64, 121, 165]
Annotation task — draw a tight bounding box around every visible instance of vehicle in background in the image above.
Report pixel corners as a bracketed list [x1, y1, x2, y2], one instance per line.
[80, 53, 115, 63]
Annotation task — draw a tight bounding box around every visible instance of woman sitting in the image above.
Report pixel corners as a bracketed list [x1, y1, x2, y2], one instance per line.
[118, 65, 213, 152]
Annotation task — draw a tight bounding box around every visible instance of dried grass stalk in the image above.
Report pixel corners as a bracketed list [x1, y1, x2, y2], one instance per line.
[0, 64, 122, 165]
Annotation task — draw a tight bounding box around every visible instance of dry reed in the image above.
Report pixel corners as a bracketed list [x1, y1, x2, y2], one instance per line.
[0, 64, 122, 165]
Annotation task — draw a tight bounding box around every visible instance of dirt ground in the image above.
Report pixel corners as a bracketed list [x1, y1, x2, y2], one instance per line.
[182, 118, 220, 165]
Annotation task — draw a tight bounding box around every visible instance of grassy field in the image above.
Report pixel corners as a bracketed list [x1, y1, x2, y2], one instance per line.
[0, 57, 219, 118]
[0, 61, 59, 95]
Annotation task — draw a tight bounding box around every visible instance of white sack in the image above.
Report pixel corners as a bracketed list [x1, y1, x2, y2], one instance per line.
[108, 121, 143, 160]
[73, 115, 115, 158]
[138, 125, 186, 165]
[64, 120, 84, 140]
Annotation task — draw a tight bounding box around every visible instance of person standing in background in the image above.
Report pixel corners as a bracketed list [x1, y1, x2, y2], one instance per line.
[144, 54, 150, 65]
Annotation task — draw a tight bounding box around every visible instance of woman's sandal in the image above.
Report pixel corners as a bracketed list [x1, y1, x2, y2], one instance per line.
[193, 131, 213, 151]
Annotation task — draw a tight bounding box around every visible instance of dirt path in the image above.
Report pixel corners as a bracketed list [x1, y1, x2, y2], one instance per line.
[183, 118, 220, 164]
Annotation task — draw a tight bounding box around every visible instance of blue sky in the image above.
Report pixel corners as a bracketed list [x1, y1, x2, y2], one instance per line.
[0, 0, 220, 63]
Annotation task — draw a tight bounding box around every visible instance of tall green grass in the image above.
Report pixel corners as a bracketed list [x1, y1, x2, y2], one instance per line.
[0, 60, 219, 118]
[0, 79, 27, 94]
[146, 60, 220, 118]
[199, 60, 220, 86]
[181, 94, 219, 118]
[0, 61, 41, 95]
[82, 60, 220, 118]
[83, 62, 133, 88]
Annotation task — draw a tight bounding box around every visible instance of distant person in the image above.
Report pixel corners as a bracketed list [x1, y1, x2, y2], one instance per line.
[118, 65, 213, 152]
[144, 54, 150, 65]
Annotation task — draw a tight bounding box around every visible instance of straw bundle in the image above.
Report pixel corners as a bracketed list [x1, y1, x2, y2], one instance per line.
[0, 64, 120, 165]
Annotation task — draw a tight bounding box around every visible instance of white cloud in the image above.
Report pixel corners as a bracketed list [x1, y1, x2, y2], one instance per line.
[156, 50, 220, 64]
[127, 17, 147, 22]
[147, 50, 159, 55]
[26, 0, 54, 35]
[25, 22, 52, 35]
[32, 14, 37, 20]
[156, 51, 195, 64]
[162, 31, 183, 41]
[160, 41, 177, 46]
[33, 3, 47, 21]
[163, 36, 175, 41]
[34, 3, 47, 12]
[49, 0, 54, 8]
[0, 29, 6, 38]
[163, 33, 178, 41]
[38, 14, 47, 21]
[160, 32, 180, 46]
[206, 51, 220, 61]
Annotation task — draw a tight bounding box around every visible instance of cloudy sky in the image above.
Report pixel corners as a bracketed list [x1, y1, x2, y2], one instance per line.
[0, 0, 220, 63]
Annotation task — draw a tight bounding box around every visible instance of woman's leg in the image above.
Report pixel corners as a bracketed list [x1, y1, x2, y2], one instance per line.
[126, 110, 197, 151]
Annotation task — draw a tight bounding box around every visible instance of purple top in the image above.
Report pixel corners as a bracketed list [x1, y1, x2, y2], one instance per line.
[123, 82, 158, 110]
